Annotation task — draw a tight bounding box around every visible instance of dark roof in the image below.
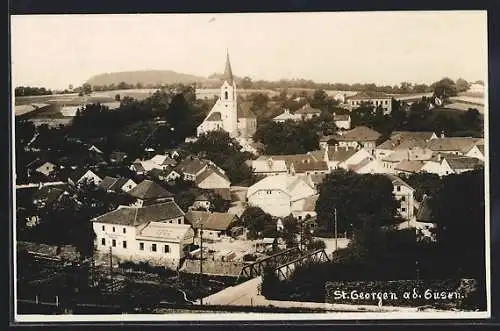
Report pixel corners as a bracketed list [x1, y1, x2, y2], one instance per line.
[333, 114, 350, 121]
[478, 145, 485, 154]
[292, 160, 328, 173]
[109, 177, 134, 191]
[132, 162, 146, 172]
[176, 157, 208, 175]
[349, 91, 392, 100]
[69, 169, 91, 183]
[224, 51, 234, 85]
[426, 137, 482, 153]
[195, 167, 230, 186]
[336, 126, 381, 142]
[394, 160, 426, 173]
[32, 186, 66, 205]
[148, 168, 163, 178]
[128, 180, 173, 200]
[99, 176, 118, 190]
[237, 102, 257, 118]
[92, 201, 184, 226]
[377, 131, 437, 150]
[327, 146, 358, 162]
[445, 156, 483, 170]
[206, 112, 222, 122]
[295, 104, 321, 115]
[184, 211, 237, 231]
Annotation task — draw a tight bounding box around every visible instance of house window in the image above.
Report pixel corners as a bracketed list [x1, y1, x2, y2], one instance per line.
[123, 241, 127, 249]
[102, 225, 105, 231]
[164, 245, 170, 253]
[169, 220, 173, 224]
[178, 219, 182, 224]
[224, 91, 228, 100]
[123, 228, 126, 234]
[396, 186, 401, 192]
[139, 242, 144, 251]
[402, 208, 406, 212]
[112, 239, 116, 247]
[112, 227, 115, 232]
[101, 238, 106, 246]
[152, 244, 157, 252]
[401, 196, 406, 202]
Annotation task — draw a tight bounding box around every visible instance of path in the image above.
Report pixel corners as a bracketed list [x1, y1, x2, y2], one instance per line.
[197, 276, 419, 312]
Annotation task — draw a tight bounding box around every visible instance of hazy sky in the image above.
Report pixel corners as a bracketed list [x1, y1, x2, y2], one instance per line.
[11, 11, 487, 90]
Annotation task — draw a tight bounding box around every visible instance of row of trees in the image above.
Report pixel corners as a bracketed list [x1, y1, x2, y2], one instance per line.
[15, 86, 53, 97]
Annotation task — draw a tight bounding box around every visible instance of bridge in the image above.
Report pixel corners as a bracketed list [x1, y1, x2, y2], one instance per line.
[274, 249, 330, 280]
[238, 247, 330, 281]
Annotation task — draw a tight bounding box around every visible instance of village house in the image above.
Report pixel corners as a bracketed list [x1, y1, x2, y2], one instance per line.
[246, 174, 317, 217]
[291, 194, 319, 221]
[425, 136, 484, 156]
[375, 131, 438, 160]
[31, 185, 70, 209]
[333, 126, 381, 152]
[129, 154, 177, 175]
[68, 169, 102, 187]
[35, 161, 57, 178]
[272, 109, 302, 123]
[91, 202, 192, 269]
[333, 114, 351, 130]
[184, 210, 238, 240]
[98, 176, 137, 193]
[393, 154, 454, 177]
[294, 103, 322, 120]
[347, 92, 393, 114]
[464, 144, 485, 161]
[349, 156, 385, 174]
[383, 174, 415, 220]
[324, 145, 372, 171]
[127, 179, 174, 207]
[443, 156, 484, 174]
[195, 166, 231, 189]
[250, 157, 288, 176]
[191, 194, 211, 211]
[252, 154, 329, 177]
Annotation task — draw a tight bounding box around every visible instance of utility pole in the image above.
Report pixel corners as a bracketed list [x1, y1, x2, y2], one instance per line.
[334, 208, 338, 253]
[199, 224, 203, 306]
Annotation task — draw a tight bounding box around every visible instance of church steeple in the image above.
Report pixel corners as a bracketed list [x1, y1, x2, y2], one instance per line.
[223, 50, 234, 85]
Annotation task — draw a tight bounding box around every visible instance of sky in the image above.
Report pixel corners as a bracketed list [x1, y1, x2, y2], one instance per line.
[11, 11, 488, 90]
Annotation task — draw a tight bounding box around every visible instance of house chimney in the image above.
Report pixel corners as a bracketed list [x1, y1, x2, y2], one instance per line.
[437, 154, 442, 162]
[335, 145, 338, 152]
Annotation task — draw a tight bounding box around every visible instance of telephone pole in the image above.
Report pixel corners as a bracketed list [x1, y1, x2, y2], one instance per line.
[334, 208, 338, 253]
[199, 224, 204, 306]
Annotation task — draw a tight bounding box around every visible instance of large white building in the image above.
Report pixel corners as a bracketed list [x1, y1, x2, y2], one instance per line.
[196, 52, 257, 139]
[246, 174, 317, 217]
[91, 202, 193, 269]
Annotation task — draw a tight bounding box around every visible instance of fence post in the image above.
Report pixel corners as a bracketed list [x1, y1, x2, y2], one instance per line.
[35, 295, 38, 304]
[56, 296, 59, 307]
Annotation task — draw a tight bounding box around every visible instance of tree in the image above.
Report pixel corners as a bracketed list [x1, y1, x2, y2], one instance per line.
[281, 215, 298, 247]
[315, 169, 399, 233]
[431, 78, 457, 98]
[174, 190, 196, 212]
[400, 172, 442, 202]
[115, 94, 121, 101]
[240, 76, 253, 89]
[82, 83, 92, 95]
[456, 78, 470, 93]
[460, 108, 482, 133]
[240, 207, 274, 239]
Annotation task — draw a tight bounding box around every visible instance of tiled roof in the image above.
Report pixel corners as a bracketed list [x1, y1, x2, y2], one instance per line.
[336, 126, 381, 142]
[206, 112, 222, 122]
[128, 180, 173, 200]
[273, 110, 302, 121]
[185, 211, 237, 231]
[348, 157, 372, 172]
[394, 160, 426, 173]
[333, 114, 350, 121]
[195, 167, 230, 186]
[425, 137, 482, 153]
[175, 157, 209, 175]
[99, 176, 119, 190]
[247, 174, 315, 200]
[251, 158, 288, 173]
[132, 162, 146, 172]
[378, 131, 437, 150]
[326, 146, 358, 162]
[92, 201, 184, 226]
[307, 150, 326, 162]
[136, 222, 192, 243]
[109, 177, 134, 191]
[445, 156, 483, 170]
[292, 159, 328, 173]
[349, 92, 392, 100]
[295, 104, 321, 115]
[384, 174, 414, 190]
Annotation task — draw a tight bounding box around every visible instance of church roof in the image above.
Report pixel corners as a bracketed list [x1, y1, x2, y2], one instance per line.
[224, 51, 234, 85]
[206, 112, 222, 121]
[237, 102, 256, 119]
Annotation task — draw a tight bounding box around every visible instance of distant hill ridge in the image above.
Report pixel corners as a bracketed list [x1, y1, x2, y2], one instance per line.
[86, 70, 235, 86]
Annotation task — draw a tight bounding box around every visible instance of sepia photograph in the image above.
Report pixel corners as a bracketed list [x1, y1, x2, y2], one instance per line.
[11, 11, 490, 322]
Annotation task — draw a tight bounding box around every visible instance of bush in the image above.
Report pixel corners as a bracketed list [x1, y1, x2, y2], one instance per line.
[243, 254, 257, 262]
[307, 239, 326, 251]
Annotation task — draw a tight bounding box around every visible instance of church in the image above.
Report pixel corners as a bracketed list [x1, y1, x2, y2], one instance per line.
[196, 52, 257, 139]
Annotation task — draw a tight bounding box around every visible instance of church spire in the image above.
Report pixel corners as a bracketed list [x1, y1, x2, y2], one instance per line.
[223, 49, 234, 85]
